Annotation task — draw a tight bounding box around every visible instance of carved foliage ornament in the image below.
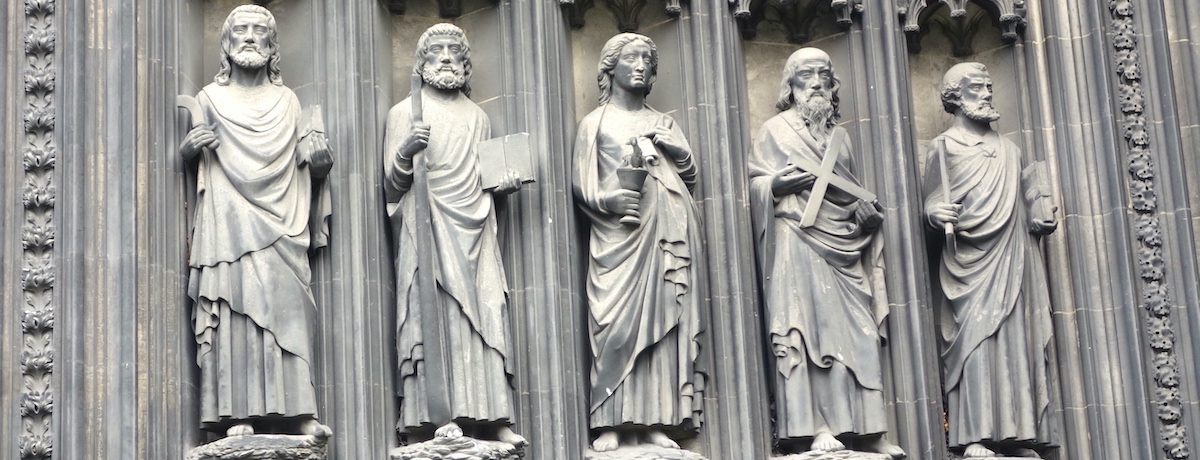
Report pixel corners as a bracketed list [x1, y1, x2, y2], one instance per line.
[900, 0, 1026, 52]
[384, 0, 499, 18]
[560, 0, 685, 31]
[21, 0, 57, 459]
[737, 0, 864, 44]
[1107, 0, 1189, 458]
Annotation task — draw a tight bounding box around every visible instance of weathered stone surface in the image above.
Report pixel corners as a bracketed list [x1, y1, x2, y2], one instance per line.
[585, 445, 709, 460]
[388, 436, 525, 460]
[774, 451, 891, 460]
[185, 434, 327, 460]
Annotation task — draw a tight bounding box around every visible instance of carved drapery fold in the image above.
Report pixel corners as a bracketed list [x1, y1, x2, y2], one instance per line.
[900, 0, 1025, 51]
[1108, 1, 1189, 458]
[20, 0, 56, 459]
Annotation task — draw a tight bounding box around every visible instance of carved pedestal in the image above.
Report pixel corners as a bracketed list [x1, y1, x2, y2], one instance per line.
[388, 436, 525, 460]
[585, 446, 711, 460]
[184, 434, 328, 460]
[774, 451, 892, 460]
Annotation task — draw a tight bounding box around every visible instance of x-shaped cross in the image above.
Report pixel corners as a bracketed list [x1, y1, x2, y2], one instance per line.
[788, 127, 877, 228]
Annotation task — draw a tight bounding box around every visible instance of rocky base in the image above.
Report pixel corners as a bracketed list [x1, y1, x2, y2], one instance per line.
[774, 451, 893, 460]
[185, 434, 328, 460]
[585, 445, 710, 460]
[389, 436, 525, 460]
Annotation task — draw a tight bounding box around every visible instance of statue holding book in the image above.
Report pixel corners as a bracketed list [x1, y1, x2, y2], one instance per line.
[384, 23, 528, 450]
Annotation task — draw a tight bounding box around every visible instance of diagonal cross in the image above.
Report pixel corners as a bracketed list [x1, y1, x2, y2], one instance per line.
[788, 127, 877, 228]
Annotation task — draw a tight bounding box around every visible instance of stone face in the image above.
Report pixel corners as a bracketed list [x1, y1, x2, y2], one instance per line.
[184, 434, 328, 460]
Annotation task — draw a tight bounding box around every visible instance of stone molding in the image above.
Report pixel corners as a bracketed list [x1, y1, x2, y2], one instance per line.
[1108, 1, 1189, 458]
[899, 0, 1026, 51]
[19, 0, 56, 458]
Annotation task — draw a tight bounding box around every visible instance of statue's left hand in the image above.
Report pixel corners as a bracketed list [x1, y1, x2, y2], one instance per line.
[303, 132, 334, 176]
[646, 116, 690, 161]
[855, 200, 884, 231]
[492, 170, 522, 195]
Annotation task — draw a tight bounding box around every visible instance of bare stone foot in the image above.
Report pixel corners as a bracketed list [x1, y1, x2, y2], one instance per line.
[1011, 447, 1042, 458]
[864, 435, 907, 459]
[299, 419, 332, 438]
[226, 423, 254, 437]
[646, 430, 680, 449]
[497, 426, 528, 448]
[810, 431, 845, 452]
[435, 422, 463, 438]
[963, 443, 996, 458]
[592, 430, 620, 452]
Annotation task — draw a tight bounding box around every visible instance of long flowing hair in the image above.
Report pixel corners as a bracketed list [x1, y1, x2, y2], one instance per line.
[413, 23, 473, 98]
[597, 33, 658, 106]
[214, 5, 283, 86]
[775, 52, 841, 127]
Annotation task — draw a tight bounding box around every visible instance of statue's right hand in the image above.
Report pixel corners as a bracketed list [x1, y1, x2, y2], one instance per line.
[602, 189, 640, 217]
[180, 124, 218, 160]
[398, 121, 431, 161]
[770, 165, 815, 197]
[927, 202, 962, 227]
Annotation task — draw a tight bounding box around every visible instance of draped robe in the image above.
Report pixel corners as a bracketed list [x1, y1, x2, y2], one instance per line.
[923, 129, 1057, 448]
[188, 82, 332, 432]
[573, 105, 706, 432]
[748, 110, 890, 439]
[384, 91, 514, 432]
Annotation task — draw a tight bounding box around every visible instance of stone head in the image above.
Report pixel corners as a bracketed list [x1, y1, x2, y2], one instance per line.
[597, 33, 658, 106]
[940, 62, 999, 122]
[414, 23, 472, 97]
[776, 47, 841, 127]
[215, 5, 283, 86]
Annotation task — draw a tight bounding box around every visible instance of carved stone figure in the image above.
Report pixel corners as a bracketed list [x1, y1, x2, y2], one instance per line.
[573, 33, 706, 454]
[924, 62, 1058, 458]
[748, 48, 904, 459]
[383, 23, 526, 448]
[179, 5, 333, 439]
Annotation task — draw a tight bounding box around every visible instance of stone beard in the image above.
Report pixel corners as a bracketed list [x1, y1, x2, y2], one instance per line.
[749, 72, 891, 445]
[186, 7, 332, 435]
[384, 26, 516, 437]
[927, 66, 1058, 453]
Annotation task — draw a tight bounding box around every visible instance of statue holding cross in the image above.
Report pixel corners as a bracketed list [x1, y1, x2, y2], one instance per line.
[748, 47, 903, 458]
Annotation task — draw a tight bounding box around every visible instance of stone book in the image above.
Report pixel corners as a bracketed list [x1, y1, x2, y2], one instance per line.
[478, 132, 535, 190]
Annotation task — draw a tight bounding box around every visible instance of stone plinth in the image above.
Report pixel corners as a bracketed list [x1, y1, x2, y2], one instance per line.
[585, 446, 710, 460]
[388, 436, 525, 460]
[185, 434, 328, 460]
[774, 451, 893, 459]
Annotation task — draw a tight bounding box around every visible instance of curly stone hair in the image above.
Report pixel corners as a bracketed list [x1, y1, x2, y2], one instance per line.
[214, 5, 283, 86]
[413, 23, 473, 98]
[596, 33, 658, 106]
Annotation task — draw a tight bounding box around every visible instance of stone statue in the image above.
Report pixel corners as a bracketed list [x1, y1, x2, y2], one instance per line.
[383, 23, 526, 449]
[924, 62, 1059, 458]
[179, 5, 332, 439]
[573, 33, 707, 454]
[748, 48, 905, 459]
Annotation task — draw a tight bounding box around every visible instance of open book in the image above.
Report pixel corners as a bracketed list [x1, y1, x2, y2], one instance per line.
[477, 132, 536, 190]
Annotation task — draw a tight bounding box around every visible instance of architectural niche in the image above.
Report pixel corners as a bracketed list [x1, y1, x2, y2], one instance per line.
[560, 0, 685, 31]
[900, 0, 1025, 53]
[734, 0, 859, 42]
[20, 0, 57, 459]
[737, 0, 863, 43]
[384, 0, 499, 18]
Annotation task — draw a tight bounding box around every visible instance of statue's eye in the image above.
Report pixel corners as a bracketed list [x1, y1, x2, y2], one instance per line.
[233, 25, 247, 33]
[449, 45, 461, 52]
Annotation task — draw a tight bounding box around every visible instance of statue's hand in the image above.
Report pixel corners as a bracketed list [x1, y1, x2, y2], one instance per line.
[855, 200, 884, 231]
[180, 124, 219, 161]
[303, 132, 334, 175]
[646, 116, 689, 161]
[1030, 204, 1059, 235]
[602, 189, 640, 217]
[770, 165, 815, 197]
[492, 170, 522, 195]
[398, 121, 431, 161]
[927, 202, 962, 228]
